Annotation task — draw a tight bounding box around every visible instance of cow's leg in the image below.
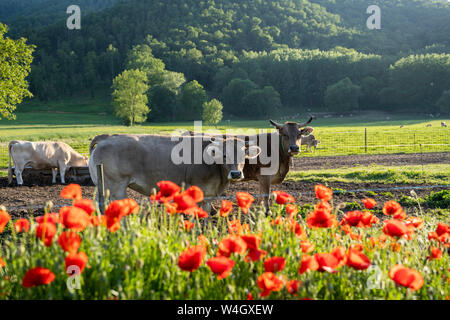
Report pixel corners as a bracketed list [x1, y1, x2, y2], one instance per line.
[14, 163, 25, 186]
[258, 175, 272, 214]
[58, 161, 67, 184]
[103, 174, 128, 201]
[51, 168, 58, 184]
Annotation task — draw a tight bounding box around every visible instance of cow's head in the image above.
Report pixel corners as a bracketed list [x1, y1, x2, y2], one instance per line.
[270, 116, 314, 156]
[204, 137, 261, 181]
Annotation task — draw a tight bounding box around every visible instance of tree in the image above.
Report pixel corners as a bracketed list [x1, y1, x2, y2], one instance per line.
[111, 69, 149, 126]
[180, 80, 207, 120]
[241, 86, 282, 117]
[436, 90, 450, 114]
[324, 77, 361, 112]
[0, 23, 34, 120]
[202, 99, 223, 125]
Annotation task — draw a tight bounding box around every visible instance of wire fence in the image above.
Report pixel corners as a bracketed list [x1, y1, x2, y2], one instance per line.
[0, 128, 449, 170]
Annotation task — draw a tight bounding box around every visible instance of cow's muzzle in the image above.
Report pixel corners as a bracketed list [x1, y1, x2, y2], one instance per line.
[288, 145, 300, 155]
[229, 170, 244, 181]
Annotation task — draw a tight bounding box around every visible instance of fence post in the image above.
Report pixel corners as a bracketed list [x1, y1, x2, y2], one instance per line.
[96, 164, 105, 214]
[365, 128, 367, 153]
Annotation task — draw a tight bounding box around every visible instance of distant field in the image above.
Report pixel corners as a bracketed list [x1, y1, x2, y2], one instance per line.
[0, 101, 449, 169]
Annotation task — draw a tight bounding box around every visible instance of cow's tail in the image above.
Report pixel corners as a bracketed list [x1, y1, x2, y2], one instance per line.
[89, 134, 111, 155]
[8, 140, 20, 185]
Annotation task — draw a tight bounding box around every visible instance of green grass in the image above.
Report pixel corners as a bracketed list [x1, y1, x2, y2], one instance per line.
[0, 99, 449, 169]
[287, 164, 450, 185]
[0, 190, 448, 300]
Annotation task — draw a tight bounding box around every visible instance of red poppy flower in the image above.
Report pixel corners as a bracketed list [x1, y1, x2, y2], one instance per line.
[315, 185, 333, 202]
[436, 222, 450, 236]
[341, 211, 379, 228]
[286, 279, 301, 295]
[178, 245, 206, 272]
[405, 217, 424, 229]
[22, 267, 55, 288]
[247, 293, 253, 300]
[59, 206, 91, 232]
[218, 235, 247, 257]
[198, 235, 209, 248]
[241, 234, 262, 251]
[35, 213, 59, 225]
[427, 246, 442, 260]
[153, 181, 181, 202]
[219, 200, 233, 217]
[257, 272, 284, 297]
[382, 201, 405, 218]
[65, 252, 88, 274]
[190, 206, 209, 218]
[14, 218, 30, 233]
[273, 191, 295, 205]
[383, 220, 413, 239]
[206, 256, 235, 279]
[36, 222, 57, 246]
[185, 186, 204, 203]
[331, 246, 347, 266]
[74, 199, 96, 216]
[346, 248, 371, 270]
[362, 198, 376, 209]
[315, 253, 340, 273]
[246, 248, 267, 262]
[104, 199, 139, 232]
[90, 215, 105, 227]
[315, 201, 332, 212]
[286, 204, 298, 219]
[289, 219, 307, 238]
[236, 192, 254, 214]
[227, 219, 249, 235]
[174, 193, 198, 214]
[306, 208, 337, 228]
[60, 184, 82, 200]
[300, 241, 315, 253]
[0, 210, 11, 234]
[0, 256, 5, 267]
[183, 220, 195, 231]
[389, 264, 424, 291]
[165, 202, 177, 215]
[298, 254, 319, 274]
[264, 257, 286, 273]
[58, 232, 81, 254]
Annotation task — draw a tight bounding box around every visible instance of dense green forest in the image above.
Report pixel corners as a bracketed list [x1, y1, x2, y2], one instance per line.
[2, 0, 450, 121]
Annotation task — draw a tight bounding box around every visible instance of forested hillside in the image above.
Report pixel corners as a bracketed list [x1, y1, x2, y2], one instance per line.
[2, 0, 450, 121]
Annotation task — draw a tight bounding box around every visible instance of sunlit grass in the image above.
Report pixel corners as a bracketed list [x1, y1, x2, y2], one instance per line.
[287, 164, 450, 185]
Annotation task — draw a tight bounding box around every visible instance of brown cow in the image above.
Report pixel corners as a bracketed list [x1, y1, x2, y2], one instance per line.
[188, 117, 314, 211]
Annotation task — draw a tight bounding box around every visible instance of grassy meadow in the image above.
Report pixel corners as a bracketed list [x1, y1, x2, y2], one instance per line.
[0, 98, 449, 170]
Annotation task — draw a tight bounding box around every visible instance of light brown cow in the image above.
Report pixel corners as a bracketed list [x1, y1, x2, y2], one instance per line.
[300, 134, 320, 152]
[8, 140, 88, 185]
[88, 134, 261, 206]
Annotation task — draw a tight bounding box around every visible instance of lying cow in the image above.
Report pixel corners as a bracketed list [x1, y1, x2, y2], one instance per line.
[88, 134, 261, 206]
[442, 122, 448, 128]
[300, 134, 320, 152]
[8, 140, 88, 185]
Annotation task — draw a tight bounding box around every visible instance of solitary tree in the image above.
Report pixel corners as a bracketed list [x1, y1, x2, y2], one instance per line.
[112, 69, 150, 126]
[202, 99, 223, 126]
[0, 23, 35, 120]
[180, 80, 207, 120]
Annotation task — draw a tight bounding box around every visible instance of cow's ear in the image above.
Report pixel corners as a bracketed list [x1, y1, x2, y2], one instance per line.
[204, 144, 223, 164]
[269, 120, 283, 130]
[301, 127, 314, 135]
[245, 146, 261, 159]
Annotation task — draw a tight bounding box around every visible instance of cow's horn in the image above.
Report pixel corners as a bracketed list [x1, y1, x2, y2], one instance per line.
[298, 115, 314, 127]
[269, 120, 283, 129]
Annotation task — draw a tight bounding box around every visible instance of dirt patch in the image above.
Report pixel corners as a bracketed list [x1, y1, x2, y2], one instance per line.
[1, 176, 447, 218]
[293, 152, 450, 170]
